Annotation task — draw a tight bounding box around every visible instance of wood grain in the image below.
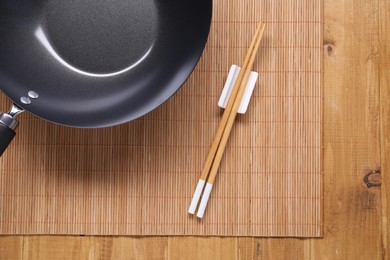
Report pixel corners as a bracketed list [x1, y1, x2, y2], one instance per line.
[379, 0, 389, 255]
[0, 0, 322, 237]
[0, 0, 388, 259]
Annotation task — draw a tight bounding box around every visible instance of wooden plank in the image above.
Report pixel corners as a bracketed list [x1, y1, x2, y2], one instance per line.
[312, 0, 382, 257]
[110, 237, 168, 259]
[379, 0, 390, 258]
[238, 238, 305, 260]
[0, 236, 169, 260]
[0, 237, 23, 260]
[168, 237, 237, 260]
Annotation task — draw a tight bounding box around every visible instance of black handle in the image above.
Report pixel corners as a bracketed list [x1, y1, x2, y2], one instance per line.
[0, 123, 16, 157]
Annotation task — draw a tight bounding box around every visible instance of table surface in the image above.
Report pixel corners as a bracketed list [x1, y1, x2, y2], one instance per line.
[0, 0, 389, 259]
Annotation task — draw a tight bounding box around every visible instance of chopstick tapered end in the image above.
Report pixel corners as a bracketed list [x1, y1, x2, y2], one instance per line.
[188, 179, 206, 214]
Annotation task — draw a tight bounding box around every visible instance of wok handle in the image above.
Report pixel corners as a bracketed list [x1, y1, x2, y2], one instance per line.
[0, 123, 16, 157]
[0, 104, 24, 157]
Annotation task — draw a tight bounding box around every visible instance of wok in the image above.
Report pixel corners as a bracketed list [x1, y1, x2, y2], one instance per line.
[0, 0, 212, 156]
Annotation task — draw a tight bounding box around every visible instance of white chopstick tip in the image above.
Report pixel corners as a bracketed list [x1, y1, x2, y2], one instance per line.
[196, 183, 213, 218]
[188, 180, 206, 215]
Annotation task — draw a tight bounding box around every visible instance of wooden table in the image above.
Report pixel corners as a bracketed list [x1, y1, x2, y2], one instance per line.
[0, 0, 389, 259]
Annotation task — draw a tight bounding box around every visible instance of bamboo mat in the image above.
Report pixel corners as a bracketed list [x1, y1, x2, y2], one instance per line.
[0, 0, 323, 237]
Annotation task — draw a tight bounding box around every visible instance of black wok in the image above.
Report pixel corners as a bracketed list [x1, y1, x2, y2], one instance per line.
[0, 0, 212, 156]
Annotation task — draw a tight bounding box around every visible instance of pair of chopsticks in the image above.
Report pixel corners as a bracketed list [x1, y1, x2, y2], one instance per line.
[188, 22, 267, 218]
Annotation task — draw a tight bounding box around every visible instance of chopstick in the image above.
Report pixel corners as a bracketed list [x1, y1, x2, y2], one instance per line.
[188, 22, 266, 217]
[196, 23, 266, 218]
[188, 23, 265, 215]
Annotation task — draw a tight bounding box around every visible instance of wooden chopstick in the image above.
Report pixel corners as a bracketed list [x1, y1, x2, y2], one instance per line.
[199, 22, 265, 182]
[188, 22, 265, 215]
[195, 23, 267, 218]
[188, 22, 266, 216]
[208, 23, 266, 184]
